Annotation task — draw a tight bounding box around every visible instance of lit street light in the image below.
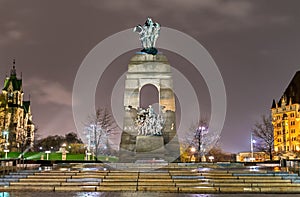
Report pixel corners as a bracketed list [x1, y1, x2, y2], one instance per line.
[45, 150, 51, 160]
[4, 149, 9, 159]
[196, 126, 206, 162]
[250, 133, 256, 162]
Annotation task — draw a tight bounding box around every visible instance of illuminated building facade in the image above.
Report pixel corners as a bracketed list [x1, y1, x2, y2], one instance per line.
[272, 71, 300, 156]
[0, 61, 35, 151]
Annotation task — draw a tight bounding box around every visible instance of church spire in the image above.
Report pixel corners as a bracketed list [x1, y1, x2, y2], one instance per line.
[10, 59, 17, 77]
[271, 99, 276, 109]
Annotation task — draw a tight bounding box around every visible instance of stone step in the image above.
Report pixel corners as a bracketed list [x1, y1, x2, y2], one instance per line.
[107, 172, 138, 176]
[209, 178, 291, 183]
[244, 179, 291, 183]
[233, 173, 289, 177]
[260, 187, 300, 193]
[35, 172, 77, 176]
[9, 172, 34, 175]
[203, 176, 239, 179]
[139, 172, 170, 175]
[108, 170, 139, 173]
[104, 175, 138, 179]
[61, 182, 100, 186]
[172, 175, 205, 179]
[219, 187, 260, 193]
[138, 182, 175, 186]
[236, 176, 282, 179]
[137, 186, 178, 192]
[0, 178, 19, 182]
[0, 182, 9, 186]
[47, 170, 79, 173]
[178, 186, 218, 193]
[27, 175, 72, 179]
[72, 175, 105, 179]
[10, 182, 62, 186]
[4, 175, 27, 178]
[291, 179, 300, 183]
[0, 186, 54, 191]
[100, 182, 137, 186]
[175, 182, 213, 187]
[96, 186, 137, 192]
[54, 186, 97, 191]
[138, 175, 171, 179]
[66, 178, 102, 182]
[138, 179, 173, 182]
[19, 178, 66, 182]
[252, 183, 300, 187]
[102, 178, 137, 182]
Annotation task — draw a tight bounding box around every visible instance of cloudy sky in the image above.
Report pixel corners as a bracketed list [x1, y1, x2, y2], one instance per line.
[0, 0, 300, 153]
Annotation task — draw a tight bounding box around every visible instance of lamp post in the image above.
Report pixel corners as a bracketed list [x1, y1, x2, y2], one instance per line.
[250, 133, 256, 162]
[190, 147, 196, 162]
[197, 126, 206, 162]
[4, 149, 9, 159]
[45, 150, 51, 160]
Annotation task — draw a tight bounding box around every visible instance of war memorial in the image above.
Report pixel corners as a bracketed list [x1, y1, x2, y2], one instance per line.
[119, 18, 179, 163]
[0, 18, 300, 196]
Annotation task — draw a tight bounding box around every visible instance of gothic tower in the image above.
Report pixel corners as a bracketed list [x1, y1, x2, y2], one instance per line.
[0, 60, 35, 151]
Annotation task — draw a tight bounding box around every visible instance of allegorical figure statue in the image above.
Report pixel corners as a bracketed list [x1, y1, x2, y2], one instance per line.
[135, 105, 165, 136]
[133, 17, 160, 55]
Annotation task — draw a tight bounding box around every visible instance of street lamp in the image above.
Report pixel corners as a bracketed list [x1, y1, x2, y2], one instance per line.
[196, 126, 206, 162]
[190, 147, 196, 162]
[4, 149, 9, 159]
[45, 151, 51, 160]
[250, 133, 256, 162]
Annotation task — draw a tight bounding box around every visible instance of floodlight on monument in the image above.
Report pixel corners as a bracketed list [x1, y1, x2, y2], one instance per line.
[190, 147, 196, 153]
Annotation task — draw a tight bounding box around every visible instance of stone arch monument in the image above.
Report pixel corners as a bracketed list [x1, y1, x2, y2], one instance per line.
[119, 18, 179, 162]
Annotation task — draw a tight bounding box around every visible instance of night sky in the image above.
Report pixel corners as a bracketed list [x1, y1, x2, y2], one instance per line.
[0, 0, 300, 153]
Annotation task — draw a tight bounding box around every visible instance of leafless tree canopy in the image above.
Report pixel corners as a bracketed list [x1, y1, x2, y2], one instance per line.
[252, 115, 274, 160]
[181, 118, 218, 161]
[85, 108, 117, 158]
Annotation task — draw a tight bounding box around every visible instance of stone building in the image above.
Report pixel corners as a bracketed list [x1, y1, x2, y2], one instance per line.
[271, 71, 300, 156]
[0, 61, 35, 152]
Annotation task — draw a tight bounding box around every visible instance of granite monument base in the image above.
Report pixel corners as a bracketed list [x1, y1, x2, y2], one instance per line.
[135, 136, 166, 160]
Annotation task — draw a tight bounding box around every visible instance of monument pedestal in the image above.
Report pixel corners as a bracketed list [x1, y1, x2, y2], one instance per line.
[135, 136, 165, 160]
[119, 53, 180, 163]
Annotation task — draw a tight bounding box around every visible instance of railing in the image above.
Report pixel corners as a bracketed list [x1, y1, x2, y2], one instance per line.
[286, 160, 300, 174]
[0, 160, 17, 175]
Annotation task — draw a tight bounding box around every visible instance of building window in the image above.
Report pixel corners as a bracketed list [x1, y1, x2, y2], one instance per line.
[291, 121, 295, 126]
[291, 129, 296, 134]
[277, 123, 281, 128]
[291, 113, 295, 118]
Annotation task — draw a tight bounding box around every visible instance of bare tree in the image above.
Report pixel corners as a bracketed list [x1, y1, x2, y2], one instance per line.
[85, 108, 117, 160]
[181, 119, 215, 162]
[252, 115, 274, 160]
